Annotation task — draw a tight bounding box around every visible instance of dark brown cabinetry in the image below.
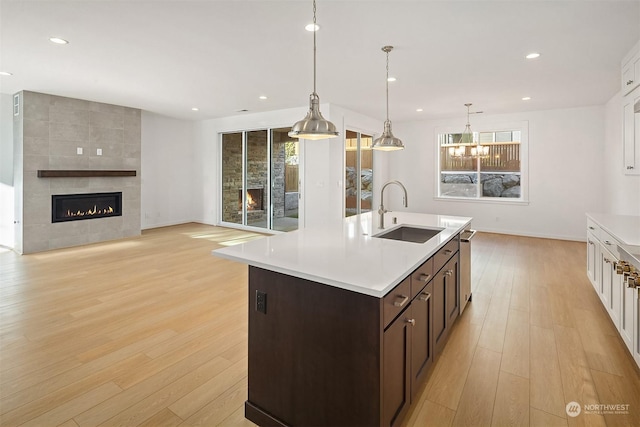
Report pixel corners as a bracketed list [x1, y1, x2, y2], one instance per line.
[383, 304, 412, 427]
[246, 234, 461, 427]
[382, 280, 434, 427]
[410, 282, 434, 398]
[434, 255, 459, 354]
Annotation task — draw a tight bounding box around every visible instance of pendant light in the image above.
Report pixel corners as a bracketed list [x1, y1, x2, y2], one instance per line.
[460, 103, 475, 145]
[372, 46, 404, 151]
[289, 0, 338, 140]
[449, 103, 487, 158]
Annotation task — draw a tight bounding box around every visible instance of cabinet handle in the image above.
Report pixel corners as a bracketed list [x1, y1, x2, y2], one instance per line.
[588, 226, 595, 230]
[627, 166, 635, 170]
[444, 269, 453, 277]
[393, 295, 409, 307]
[627, 80, 634, 85]
[604, 240, 612, 246]
[406, 318, 416, 326]
[588, 240, 594, 245]
[418, 273, 431, 282]
[604, 258, 611, 264]
[418, 292, 431, 302]
[444, 249, 453, 255]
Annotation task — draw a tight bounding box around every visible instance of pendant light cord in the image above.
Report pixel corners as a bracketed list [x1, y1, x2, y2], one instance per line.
[385, 49, 389, 122]
[313, 0, 317, 95]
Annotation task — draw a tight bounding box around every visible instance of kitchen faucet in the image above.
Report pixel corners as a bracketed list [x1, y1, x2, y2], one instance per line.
[378, 180, 408, 229]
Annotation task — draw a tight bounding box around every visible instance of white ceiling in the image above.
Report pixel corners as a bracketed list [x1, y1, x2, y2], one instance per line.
[1, 0, 639, 122]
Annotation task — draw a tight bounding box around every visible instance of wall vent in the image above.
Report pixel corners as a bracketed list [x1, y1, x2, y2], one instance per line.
[13, 94, 19, 116]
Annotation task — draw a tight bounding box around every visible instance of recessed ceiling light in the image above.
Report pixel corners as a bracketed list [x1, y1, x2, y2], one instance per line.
[259, 96, 267, 100]
[0, 71, 13, 76]
[522, 97, 531, 101]
[305, 23, 320, 32]
[49, 37, 69, 45]
[416, 108, 423, 112]
[525, 52, 540, 59]
[387, 77, 396, 82]
[191, 107, 199, 111]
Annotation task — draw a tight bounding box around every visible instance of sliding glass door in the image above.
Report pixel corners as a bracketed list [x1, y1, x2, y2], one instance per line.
[245, 130, 268, 229]
[345, 130, 373, 217]
[221, 132, 243, 225]
[220, 128, 299, 232]
[270, 128, 299, 232]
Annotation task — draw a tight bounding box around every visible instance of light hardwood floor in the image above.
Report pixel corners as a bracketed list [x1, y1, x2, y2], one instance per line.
[1, 224, 639, 426]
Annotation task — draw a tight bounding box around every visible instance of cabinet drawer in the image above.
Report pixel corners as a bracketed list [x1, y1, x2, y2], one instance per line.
[411, 258, 433, 299]
[599, 229, 621, 258]
[434, 237, 459, 274]
[383, 276, 412, 329]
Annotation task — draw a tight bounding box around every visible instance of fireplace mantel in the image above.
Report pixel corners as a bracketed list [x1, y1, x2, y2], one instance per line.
[37, 170, 137, 178]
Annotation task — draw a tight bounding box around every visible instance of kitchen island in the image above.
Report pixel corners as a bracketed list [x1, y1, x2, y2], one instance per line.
[214, 211, 472, 427]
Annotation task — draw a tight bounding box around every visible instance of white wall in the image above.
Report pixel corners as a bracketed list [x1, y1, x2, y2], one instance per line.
[0, 93, 15, 248]
[141, 111, 196, 229]
[388, 106, 606, 241]
[603, 91, 640, 215]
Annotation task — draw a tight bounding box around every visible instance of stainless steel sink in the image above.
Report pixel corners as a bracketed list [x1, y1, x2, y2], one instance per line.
[373, 226, 444, 243]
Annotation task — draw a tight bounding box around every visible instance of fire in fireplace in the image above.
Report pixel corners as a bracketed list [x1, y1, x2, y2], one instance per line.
[238, 188, 264, 212]
[52, 192, 123, 223]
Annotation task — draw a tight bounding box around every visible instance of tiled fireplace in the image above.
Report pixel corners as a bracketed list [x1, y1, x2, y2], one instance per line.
[13, 91, 141, 254]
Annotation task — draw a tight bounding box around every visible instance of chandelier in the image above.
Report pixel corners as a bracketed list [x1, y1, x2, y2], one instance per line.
[448, 103, 487, 158]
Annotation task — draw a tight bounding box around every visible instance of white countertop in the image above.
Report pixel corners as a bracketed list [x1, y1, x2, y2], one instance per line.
[213, 212, 472, 297]
[586, 212, 640, 263]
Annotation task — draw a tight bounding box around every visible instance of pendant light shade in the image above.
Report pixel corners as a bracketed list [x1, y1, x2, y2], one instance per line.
[289, 0, 338, 140]
[289, 93, 338, 140]
[373, 45, 404, 151]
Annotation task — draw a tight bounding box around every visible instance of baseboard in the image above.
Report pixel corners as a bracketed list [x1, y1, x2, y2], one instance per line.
[472, 226, 586, 242]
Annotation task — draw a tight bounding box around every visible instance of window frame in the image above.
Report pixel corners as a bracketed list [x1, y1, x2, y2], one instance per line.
[434, 120, 529, 204]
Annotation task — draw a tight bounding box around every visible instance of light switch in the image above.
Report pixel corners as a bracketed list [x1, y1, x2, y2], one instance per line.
[76, 147, 83, 155]
[97, 148, 102, 156]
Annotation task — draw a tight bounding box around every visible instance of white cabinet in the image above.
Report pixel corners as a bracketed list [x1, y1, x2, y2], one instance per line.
[621, 277, 635, 352]
[622, 85, 640, 175]
[586, 217, 639, 365]
[587, 231, 599, 291]
[599, 246, 612, 308]
[600, 245, 621, 328]
[634, 289, 640, 366]
[621, 45, 640, 95]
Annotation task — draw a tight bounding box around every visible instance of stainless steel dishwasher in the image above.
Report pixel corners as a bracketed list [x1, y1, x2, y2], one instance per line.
[460, 229, 476, 314]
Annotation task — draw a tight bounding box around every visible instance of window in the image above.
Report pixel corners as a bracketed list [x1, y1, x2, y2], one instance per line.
[437, 122, 527, 202]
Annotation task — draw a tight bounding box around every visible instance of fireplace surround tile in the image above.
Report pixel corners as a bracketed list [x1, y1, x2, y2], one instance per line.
[51, 95, 89, 110]
[13, 90, 141, 254]
[24, 119, 50, 138]
[49, 155, 91, 170]
[25, 103, 50, 121]
[90, 111, 124, 129]
[50, 122, 90, 141]
[50, 107, 90, 126]
[90, 102, 124, 114]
